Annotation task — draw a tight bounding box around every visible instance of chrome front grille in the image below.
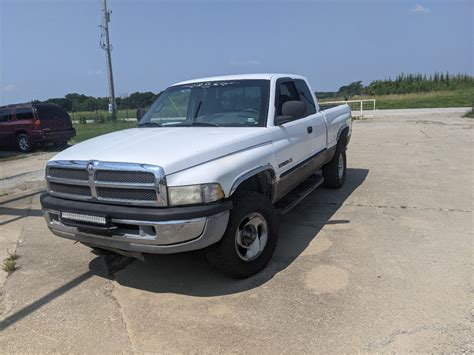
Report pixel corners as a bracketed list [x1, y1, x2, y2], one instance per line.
[95, 170, 155, 184]
[96, 187, 158, 202]
[49, 167, 89, 181]
[49, 182, 92, 197]
[46, 161, 167, 206]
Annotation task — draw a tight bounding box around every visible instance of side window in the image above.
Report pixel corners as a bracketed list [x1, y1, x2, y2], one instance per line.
[0, 109, 12, 122]
[15, 107, 35, 120]
[276, 81, 300, 116]
[295, 79, 317, 115]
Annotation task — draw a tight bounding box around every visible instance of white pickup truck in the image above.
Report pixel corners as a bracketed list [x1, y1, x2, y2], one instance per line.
[41, 74, 352, 278]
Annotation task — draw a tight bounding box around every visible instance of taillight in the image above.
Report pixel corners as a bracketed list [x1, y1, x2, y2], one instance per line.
[34, 119, 41, 129]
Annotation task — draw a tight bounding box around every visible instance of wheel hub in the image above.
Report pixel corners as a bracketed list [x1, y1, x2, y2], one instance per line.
[240, 225, 257, 247]
[235, 213, 268, 262]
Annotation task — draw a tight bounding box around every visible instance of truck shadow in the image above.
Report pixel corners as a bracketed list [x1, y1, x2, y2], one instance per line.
[92, 168, 368, 296]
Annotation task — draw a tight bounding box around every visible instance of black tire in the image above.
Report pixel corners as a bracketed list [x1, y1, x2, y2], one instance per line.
[322, 143, 346, 189]
[53, 140, 68, 148]
[16, 133, 32, 153]
[205, 192, 279, 279]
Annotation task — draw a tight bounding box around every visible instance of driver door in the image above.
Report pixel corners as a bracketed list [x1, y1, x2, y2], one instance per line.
[270, 78, 317, 199]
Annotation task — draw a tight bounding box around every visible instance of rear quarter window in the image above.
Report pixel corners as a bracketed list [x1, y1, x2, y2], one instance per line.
[35, 105, 70, 121]
[15, 107, 35, 120]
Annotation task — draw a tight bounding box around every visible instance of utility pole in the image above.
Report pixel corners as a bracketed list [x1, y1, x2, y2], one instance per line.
[101, 0, 116, 121]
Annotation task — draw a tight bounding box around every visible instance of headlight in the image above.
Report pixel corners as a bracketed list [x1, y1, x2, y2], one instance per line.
[168, 183, 225, 206]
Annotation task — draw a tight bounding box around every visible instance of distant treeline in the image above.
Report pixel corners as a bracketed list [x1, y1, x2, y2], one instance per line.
[33, 91, 160, 113]
[317, 72, 474, 99]
[32, 72, 473, 112]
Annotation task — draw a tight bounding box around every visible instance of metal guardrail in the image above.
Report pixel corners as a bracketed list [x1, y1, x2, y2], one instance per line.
[320, 99, 376, 118]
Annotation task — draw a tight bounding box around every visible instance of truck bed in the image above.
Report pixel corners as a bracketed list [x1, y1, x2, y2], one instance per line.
[320, 103, 352, 148]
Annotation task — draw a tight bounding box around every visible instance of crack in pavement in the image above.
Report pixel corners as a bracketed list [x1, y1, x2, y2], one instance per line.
[0, 170, 42, 182]
[364, 323, 470, 351]
[419, 129, 431, 138]
[0, 194, 35, 289]
[103, 280, 137, 353]
[100, 255, 138, 353]
[317, 202, 471, 213]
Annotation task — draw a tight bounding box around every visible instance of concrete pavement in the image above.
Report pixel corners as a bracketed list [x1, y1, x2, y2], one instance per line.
[0, 152, 55, 197]
[0, 109, 472, 353]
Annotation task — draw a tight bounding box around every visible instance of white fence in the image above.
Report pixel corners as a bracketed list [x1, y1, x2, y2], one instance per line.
[320, 99, 376, 118]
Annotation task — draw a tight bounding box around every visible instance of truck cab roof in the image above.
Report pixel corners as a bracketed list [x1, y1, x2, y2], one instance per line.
[172, 73, 308, 86]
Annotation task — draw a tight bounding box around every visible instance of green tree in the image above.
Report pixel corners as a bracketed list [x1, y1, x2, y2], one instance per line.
[338, 81, 363, 98]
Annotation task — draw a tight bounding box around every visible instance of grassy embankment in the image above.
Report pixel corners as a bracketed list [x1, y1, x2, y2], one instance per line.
[320, 88, 474, 110]
[72, 121, 136, 143]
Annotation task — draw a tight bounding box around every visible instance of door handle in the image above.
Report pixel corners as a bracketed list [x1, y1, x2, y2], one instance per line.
[307, 126, 313, 134]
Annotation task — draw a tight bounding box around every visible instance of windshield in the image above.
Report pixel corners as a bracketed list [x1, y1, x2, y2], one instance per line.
[138, 80, 270, 127]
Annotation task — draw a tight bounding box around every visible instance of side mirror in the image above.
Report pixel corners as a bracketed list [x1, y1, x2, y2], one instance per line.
[275, 101, 306, 125]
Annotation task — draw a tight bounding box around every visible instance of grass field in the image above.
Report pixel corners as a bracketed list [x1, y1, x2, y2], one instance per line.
[321, 88, 474, 110]
[72, 121, 136, 143]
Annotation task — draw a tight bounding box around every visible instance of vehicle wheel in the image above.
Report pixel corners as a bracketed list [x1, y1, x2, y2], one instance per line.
[54, 140, 68, 148]
[322, 143, 346, 188]
[205, 192, 279, 279]
[16, 133, 32, 153]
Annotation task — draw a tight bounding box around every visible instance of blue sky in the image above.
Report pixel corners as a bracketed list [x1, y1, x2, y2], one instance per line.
[0, 0, 472, 104]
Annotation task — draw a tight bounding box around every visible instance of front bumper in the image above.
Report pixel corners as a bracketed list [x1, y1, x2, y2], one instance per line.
[41, 193, 231, 254]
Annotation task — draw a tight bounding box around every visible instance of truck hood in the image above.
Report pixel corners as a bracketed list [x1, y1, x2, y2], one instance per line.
[51, 127, 272, 174]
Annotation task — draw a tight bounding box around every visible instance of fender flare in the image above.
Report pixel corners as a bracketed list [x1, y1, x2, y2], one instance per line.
[336, 125, 350, 146]
[229, 164, 276, 197]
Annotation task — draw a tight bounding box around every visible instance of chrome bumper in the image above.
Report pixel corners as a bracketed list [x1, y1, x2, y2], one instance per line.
[43, 209, 229, 254]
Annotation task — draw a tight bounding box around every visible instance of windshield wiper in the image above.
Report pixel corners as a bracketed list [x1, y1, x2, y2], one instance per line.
[194, 101, 202, 119]
[138, 122, 162, 127]
[189, 121, 220, 127]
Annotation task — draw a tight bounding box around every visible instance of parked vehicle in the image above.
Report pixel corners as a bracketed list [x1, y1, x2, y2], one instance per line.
[40, 74, 352, 278]
[0, 103, 76, 152]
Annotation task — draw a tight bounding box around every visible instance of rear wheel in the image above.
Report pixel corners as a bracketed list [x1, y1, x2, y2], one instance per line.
[16, 133, 32, 153]
[322, 143, 346, 188]
[53, 140, 68, 148]
[206, 192, 279, 278]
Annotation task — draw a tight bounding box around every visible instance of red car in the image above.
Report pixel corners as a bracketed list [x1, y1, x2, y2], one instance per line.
[0, 103, 76, 152]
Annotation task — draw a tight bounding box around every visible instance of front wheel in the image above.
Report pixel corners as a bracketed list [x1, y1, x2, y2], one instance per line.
[206, 192, 279, 278]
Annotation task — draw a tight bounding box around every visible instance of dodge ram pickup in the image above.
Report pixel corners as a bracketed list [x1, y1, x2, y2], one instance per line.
[41, 74, 352, 278]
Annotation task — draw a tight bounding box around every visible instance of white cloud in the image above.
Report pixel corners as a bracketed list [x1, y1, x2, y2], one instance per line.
[1, 84, 17, 92]
[410, 4, 430, 13]
[229, 59, 261, 66]
[87, 69, 103, 76]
